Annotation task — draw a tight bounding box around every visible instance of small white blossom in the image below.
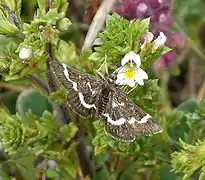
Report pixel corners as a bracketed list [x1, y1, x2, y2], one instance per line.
[141, 31, 154, 50]
[19, 47, 32, 59]
[152, 32, 166, 51]
[115, 51, 148, 87]
[141, 31, 166, 52]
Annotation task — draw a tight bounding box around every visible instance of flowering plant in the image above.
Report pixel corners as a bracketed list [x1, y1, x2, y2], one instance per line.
[0, 0, 203, 180]
[115, 0, 187, 71]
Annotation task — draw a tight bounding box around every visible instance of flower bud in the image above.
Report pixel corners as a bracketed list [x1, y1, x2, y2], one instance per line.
[19, 48, 32, 59]
[57, 18, 72, 32]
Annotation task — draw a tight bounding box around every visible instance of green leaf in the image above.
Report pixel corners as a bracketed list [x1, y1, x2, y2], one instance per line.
[171, 139, 205, 180]
[59, 123, 78, 144]
[11, 152, 36, 180]
[37, 0, 46, 11]
[0, 169, 11, 180]
[0, 20, 19, 35]
[1, 0, 20, 11]
[46, 168, 60, 178]
[88, 52, 103, 61]
[55, 158, 77, 179]
[48, 88, 67, 104]
[198, 99, 205, 117]
[0, 91, 20, 114]
[16, 89, 53, 118]
[159, 169, 178, 180]
[177, 99, 197, 112]
[55, 40, 77, 65]
[9, 61, 24, 75]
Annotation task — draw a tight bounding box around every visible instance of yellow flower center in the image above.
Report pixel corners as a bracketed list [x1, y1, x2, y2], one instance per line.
[124, 65, 137, 80]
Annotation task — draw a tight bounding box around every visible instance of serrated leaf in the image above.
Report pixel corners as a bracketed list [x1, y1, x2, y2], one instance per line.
[55, 40, 77, 65]
[59, 123, 78, 144]
[88, 52, 102, 61]
[55, 158, 77, 179]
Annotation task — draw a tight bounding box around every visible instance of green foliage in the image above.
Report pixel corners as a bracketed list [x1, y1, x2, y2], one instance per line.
[170, 99, 205, 179]
[0, 0, 204, 179]
[0, 0, 71, 81]
[88, 13, 170, 71]
[92, 121, 140, 158]
[0, 107, 78, 155]
[171, 139, 205, 180]
[0, 106, 78, 179]
[0, 4, 21, 35]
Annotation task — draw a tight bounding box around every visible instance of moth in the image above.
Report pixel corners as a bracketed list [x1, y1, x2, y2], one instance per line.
[48, 60, 162, 141]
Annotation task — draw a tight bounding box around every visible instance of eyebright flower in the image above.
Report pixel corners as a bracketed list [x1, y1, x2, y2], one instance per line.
[141, 31, 166, 52]
[19, 47, 32, 59]
[115, 51, 148, 87]
[152, 33, 186, 70]
[115, 0, 187, 71]
[152, 32, 166, 51]
[141, 31, 154, 50]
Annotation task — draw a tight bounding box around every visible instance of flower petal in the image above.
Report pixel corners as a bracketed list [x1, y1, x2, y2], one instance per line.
[121, 52, 131, 66]
[141, 32, 154, 50]
[136, 68, 148, 80]
[127, 79, 136, 87]
[137, 79, 144, 86]
[153, 32, 166, 49]
[133, 53, 141, 67]
[121, 51, 141, 67]
[146, 32, 154, 43]
[19, 48, 32, 59]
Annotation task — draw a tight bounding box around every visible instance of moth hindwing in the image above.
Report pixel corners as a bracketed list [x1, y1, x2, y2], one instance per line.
[48, 60, 163, 141]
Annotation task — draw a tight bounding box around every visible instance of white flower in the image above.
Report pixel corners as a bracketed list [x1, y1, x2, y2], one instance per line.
[141, 31, 166, 52]
[152, 32, 166, 51]
[141, 31, 154, 50]
[19, 47, 32, 59]
[115, 51, 148, 87]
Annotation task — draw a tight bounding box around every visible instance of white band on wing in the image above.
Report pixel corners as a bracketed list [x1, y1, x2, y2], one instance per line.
[103, 113, 151, 125]
[79, 92, 96, 109]
[103, 113, 126, 125]
[62, 63, 78, 91]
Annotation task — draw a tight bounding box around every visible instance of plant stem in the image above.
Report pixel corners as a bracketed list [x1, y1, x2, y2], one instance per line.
[28, 74, 50, 93]
[82, 0, 116, 50]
